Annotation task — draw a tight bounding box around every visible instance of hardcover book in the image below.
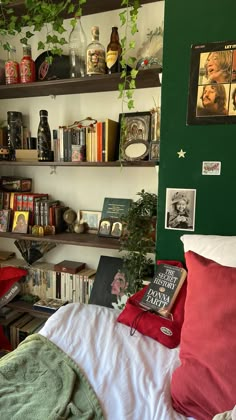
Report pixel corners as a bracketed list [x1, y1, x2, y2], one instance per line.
[139, 264, 187, 317]
[101, 197, 132, 219]
[33, 298, 68, 314]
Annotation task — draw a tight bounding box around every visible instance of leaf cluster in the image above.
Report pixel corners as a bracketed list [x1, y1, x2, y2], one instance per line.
[120, 189, 157, 294]
[0, 0, 86, 55]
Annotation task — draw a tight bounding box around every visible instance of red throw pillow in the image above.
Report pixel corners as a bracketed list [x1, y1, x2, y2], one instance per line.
[0, 266, 27, 297]
[171, 251, 236, 420]
[117, 260, 187, 349]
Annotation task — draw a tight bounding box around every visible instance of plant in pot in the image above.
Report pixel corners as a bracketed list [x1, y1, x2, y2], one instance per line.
[119, 189, 157, 298]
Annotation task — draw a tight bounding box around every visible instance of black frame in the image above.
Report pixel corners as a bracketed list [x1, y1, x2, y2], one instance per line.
[187, 40, 236, 125]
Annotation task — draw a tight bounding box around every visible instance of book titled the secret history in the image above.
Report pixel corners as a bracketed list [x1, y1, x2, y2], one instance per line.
[139, 264, 187, 317]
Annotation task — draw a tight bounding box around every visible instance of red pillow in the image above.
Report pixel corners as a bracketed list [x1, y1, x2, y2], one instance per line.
[171, 251, 236, 420]
[0, 266, 27, 297]
[117, 260, 187, 349]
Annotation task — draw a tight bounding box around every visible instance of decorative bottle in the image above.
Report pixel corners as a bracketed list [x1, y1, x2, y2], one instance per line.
[37, 110, 52, 162]
[86, 26, 105, 76]
[69, 17, 87, 78]
[5, 47, 19, 85]
[106, 27, 122, 74]
[19, 44, 36, 83]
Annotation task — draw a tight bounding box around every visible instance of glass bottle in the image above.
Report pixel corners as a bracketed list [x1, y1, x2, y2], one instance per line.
[69, 17, 87, 78]
[106, 27, 122, 74]
[86, 26, 105, 76]
[19, 44, 36, 83]
[5, 47, 19, 85]
[37, 110, 52, 162]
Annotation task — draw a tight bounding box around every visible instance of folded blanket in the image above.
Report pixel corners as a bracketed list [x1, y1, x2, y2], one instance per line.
[0, 333, 104, 420]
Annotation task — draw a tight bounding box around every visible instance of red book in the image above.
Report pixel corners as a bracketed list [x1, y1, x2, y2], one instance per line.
[96, 121, 103, 162]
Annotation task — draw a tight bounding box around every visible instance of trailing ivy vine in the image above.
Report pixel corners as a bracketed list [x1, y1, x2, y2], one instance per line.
[0, 0, 86, 58]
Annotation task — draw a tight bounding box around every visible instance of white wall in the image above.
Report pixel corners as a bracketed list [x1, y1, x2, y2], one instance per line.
[0, 2, 164, 269]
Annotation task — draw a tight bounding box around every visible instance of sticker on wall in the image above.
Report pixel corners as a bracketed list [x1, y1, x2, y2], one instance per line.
[177, 149, 186, 158]
[165, 188, 196, 231]
[202, 161, 221, 175]
[187, 40, 236, 125]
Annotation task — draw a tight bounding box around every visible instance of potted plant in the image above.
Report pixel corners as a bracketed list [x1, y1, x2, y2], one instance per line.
[119, 189, 157, 295]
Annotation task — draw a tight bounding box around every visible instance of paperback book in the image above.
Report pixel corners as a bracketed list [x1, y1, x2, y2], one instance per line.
[33, 298, 68, 314]
[139, 263, 187, 317]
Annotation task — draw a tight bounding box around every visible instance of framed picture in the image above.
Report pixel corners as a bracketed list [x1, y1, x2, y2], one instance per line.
[12, 211, 29, 233]
[80, 210, 101, 233]
[0, 209, 11, 232]
[164, 188, 196, 231]
[98, 218, 112, 237]
[187, 40, 236, 125]
[110, 221, 122, 238]
[119, 111, 151, 160]
[149, 140, 160, 161]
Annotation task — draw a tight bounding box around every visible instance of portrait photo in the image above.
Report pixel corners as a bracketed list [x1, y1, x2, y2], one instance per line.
[110, 221, 122, 238]
[165, 188, 196, 231]
[187, 40, 236, 125]
[98, 219, 111, 237]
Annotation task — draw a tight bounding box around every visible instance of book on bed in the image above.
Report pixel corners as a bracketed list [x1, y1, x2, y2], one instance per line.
[139, 263, 187, 317]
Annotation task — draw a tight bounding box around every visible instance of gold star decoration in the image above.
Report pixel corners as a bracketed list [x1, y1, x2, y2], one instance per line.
[177, 149, 186, 158]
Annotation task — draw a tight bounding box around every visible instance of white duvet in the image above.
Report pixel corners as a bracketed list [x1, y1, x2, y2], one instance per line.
[40, 303, 194, 420]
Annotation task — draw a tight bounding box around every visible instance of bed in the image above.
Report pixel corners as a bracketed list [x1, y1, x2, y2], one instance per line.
[0, 234, 235, 420]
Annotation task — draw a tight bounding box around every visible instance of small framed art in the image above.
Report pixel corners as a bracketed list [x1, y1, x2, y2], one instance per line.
[98, 219, 112, 236]
[119, 111, 151, 160]
[12, 211, 29, 233]
[80, 210, 101, 233]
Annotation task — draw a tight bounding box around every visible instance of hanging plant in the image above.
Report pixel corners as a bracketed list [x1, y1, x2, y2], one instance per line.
[0, 0, 86, 59]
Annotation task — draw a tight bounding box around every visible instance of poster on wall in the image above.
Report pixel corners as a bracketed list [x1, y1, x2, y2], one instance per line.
[165, 188, 196, 231]
[187, 40, 236, 125]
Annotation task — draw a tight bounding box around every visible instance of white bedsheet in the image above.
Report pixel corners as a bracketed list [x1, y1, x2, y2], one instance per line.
[40, 303, 194, 420]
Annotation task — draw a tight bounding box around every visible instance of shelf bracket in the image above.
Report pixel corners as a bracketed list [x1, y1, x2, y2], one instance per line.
[50, 166, 56, 175]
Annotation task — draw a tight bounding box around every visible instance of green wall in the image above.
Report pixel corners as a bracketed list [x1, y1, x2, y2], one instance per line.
[157, 0, 236, 261]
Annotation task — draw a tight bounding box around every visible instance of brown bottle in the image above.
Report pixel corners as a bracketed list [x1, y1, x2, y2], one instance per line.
[106, 27, 122, 74]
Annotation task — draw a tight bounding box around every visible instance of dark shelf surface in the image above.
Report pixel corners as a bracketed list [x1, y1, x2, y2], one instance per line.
[10, 0, 160, 19]
[0, 68, 161, 99]
[0, 231, 120, 249]
[0, 160, 158, 167]
[6, 300, 51, 319]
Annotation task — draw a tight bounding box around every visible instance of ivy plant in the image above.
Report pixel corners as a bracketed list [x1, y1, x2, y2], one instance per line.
[0, 0, 86, 59]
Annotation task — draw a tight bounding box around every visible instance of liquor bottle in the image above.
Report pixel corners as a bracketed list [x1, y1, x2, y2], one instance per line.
[37, 110, 52, 162]
[69, 17, 87, 78]
[86, 26, 105, 76]
[106, 27, 122, 74]
[19, 44, 36, 83]
[5, 47, 19, 85]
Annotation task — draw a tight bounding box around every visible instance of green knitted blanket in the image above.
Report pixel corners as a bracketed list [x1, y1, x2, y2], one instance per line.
[0, 333, 104, 420]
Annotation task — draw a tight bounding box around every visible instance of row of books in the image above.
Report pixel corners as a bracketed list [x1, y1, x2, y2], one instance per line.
[0, 258, 96, 305]
[0, 310, 46, 350]
[53, 119, 119, 163]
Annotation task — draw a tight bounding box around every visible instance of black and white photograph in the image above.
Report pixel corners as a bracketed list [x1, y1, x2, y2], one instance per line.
[165, 188, 196, 231]
[187, 40, 236, 124]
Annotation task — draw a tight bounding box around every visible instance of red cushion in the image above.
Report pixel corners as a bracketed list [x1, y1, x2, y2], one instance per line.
[0, 266, 27, 298]
[117, 260, 187, 349]
[171, 251, 236, 420]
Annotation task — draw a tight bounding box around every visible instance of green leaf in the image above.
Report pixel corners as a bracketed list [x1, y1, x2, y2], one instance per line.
[37, 41, 45, 50]
[119, 11, 126, 26]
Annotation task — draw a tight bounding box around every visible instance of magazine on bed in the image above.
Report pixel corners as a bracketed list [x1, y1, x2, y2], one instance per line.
[139, 263, 187, 317]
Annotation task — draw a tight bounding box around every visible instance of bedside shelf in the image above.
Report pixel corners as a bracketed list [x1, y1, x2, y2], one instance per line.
[0, 68, 161, 99]
[6, 300, 51, 319]
[0, 232, 120, 250]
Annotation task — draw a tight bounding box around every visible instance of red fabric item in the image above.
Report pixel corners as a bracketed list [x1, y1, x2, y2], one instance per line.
[117, 260, 187, 349]
[171, 251, 236, 420]
[0, 266, 27, 298]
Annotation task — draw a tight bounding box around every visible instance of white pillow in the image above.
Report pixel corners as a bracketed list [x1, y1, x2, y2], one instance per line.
[181, 234, 236, 267]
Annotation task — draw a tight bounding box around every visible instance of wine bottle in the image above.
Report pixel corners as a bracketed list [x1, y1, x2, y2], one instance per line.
[69, 17, 87, 78]
[86, 26, 105, 76]
[37, 110, 52, 162]
[106, 27, 122, 74]
[19, 44, 36, 83]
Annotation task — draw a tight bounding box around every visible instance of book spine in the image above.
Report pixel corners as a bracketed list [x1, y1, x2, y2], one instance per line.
[56, 271, 61, 299]
[3, 192, 10, 209]
[60, 272, 67, 301]
[67, 128, 72, 162]
[22, 194, 29, 211]
[101, 122, 106, 162]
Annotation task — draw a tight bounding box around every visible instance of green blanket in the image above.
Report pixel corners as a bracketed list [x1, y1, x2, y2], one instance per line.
[0, 333, 105, 420]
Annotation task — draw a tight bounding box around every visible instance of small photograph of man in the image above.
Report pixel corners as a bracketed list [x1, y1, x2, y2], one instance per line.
[196, 83, 229, 117]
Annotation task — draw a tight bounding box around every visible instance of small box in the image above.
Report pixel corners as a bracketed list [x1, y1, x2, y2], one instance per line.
[0, 176, 32, 192]
[54, 260, 86, 274]
[15, 149, 38, 161]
